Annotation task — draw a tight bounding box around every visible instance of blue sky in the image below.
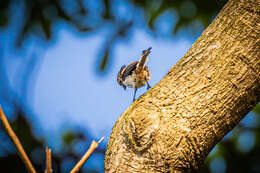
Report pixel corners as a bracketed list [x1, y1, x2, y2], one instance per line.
[30, 27, 192, 145]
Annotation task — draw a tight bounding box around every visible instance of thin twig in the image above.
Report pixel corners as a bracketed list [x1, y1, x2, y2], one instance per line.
[45, 147, 52, 173]
[0, 106, 37, 173]
[70, 137, 105, 173]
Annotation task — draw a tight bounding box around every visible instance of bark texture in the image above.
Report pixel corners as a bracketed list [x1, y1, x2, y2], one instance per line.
[105, 0, 260, 172]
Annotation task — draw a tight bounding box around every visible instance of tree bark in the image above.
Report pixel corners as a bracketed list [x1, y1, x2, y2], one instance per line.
[104, 0, 260, 172]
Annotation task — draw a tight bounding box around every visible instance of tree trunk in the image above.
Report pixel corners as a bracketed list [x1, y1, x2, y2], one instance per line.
[104, 0, 260, 172]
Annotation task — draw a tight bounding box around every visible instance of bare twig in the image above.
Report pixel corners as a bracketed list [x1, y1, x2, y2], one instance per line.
[45, 147, 53, 173]
[70, 137, 105, 173]
[0, 106, 37, 173]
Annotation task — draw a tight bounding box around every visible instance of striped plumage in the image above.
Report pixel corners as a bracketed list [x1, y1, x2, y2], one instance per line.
[117, 47, 152, 101]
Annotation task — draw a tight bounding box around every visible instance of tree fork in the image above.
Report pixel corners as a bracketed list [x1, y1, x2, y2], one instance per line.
[105, 0, 260, 172]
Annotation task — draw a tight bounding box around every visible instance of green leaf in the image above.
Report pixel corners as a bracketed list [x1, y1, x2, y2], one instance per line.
[62, 131, 76, 145]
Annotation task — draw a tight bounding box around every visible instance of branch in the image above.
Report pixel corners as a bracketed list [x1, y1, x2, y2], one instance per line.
[104, 0, 260, 171]
[0, 106, 37, 173]
[70, 137, 105, 173]
[45, 147, 52, 173]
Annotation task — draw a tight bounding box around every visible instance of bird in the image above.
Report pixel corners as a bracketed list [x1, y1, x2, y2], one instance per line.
[117, 47, 152, 102]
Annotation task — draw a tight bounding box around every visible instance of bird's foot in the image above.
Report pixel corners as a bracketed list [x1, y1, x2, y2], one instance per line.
[147, 83, 151, 90]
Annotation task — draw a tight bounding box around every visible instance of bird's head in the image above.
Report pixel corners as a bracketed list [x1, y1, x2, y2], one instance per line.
[117, 65, 127, 90]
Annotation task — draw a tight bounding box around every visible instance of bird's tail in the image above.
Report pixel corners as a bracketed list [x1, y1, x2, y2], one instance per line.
[136, 47, 152, 72]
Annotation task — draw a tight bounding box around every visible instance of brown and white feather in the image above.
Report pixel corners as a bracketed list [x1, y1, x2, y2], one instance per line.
[117, 47, 151, 91]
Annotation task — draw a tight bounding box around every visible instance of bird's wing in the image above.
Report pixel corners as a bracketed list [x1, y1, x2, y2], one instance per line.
[122, 61, 138, 81]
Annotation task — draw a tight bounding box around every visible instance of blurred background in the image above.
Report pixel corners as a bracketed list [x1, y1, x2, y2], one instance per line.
[0, 0, 259, 172]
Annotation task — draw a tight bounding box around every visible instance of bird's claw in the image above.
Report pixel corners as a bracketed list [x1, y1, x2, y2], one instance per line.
[147, 83, 151, 90]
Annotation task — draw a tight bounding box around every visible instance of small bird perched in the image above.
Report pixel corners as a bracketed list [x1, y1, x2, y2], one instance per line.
[117, 47, 152, 101]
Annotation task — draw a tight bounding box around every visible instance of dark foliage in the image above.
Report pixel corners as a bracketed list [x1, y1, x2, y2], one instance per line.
[0, 0, 227, 71]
